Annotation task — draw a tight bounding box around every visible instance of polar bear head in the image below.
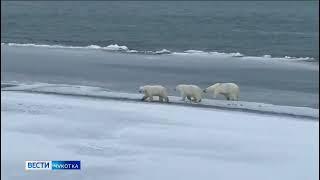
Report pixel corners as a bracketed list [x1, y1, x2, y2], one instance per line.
[174, 84, 181, 91]
[203, 83, 221, 98]
[138, 86, 145, 93]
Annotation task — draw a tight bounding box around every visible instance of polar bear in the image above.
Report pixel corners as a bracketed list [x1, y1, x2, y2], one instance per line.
[203, 83, 240, 101]
[139, 85, 169, 102]
[175, 84, 202, 103]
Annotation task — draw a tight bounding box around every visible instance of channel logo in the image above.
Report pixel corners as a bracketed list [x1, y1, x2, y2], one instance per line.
[25, 161, 81, 170]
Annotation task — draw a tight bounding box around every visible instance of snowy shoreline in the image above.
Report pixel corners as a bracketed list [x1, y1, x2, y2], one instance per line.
[1, 82, 318, 119]
[1, 91, 318, 180]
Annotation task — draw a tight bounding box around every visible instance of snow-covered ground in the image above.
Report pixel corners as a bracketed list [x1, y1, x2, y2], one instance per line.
[1, 91, 318, 180]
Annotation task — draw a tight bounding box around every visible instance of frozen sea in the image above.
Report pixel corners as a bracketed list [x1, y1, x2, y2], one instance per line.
[1, 45, 318, 108]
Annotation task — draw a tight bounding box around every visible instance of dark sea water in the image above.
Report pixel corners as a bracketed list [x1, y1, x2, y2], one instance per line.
[1, 1, 319, 59]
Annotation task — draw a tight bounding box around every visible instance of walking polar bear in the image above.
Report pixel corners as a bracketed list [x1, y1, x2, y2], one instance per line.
[203, 83, 240, 101]
[139, 85, 169, 102]
[175, 84, 202, 103]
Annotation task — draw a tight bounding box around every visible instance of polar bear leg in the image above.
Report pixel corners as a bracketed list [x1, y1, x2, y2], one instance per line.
[235, 93, 239, 101]
[193, 96, 201, 103]
[189, 96, 195, 103]
[161, 96, 169, 103]
[228, 93, 237, 101]
[141, 95, 148, 101]
[231, 95, 237, 101]
[148, 96, 153, 102]
[159, 96, 163, 102]
[187, 96, 193, 103]
[181, 94, 186, 101]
